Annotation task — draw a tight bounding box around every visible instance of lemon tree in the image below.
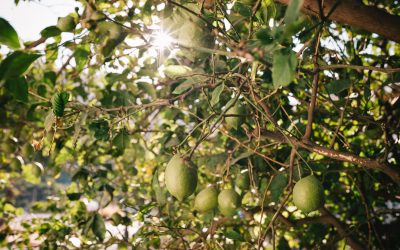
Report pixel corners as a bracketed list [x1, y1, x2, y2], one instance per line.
[1, 0, 400, 249]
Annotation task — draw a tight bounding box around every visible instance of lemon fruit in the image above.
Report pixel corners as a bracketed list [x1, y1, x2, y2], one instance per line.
[218, 189, 241, 217]
[194, 187, 218, 212]
[292, 175, 324, 213]
[165, 154, 197, 201]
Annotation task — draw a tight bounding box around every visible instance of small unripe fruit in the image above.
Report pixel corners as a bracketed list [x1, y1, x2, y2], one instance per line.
[218, 189, 241, 217]
[293, 175, 324, 213]
[194, 187, 218, 212]
[165, 154, 197, 201]
[57, 15, 76, 32]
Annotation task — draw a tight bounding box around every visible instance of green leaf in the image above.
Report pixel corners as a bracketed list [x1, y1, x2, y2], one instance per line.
[326, 80, 350, 94]
[210, 83, 224, 106]
[92, 213, 106, 242]
[269, 173, 287, 203]
[137, 82, 156, 99]
[89, 119, 110, 141]
[172, 80, 193, 94]
[152, 168, 167, 205]
[73, 47, 90, 71]
[284, 0, 304, 24]
[0, 51, 41, 81]
[163, 65, 192, 78]
[113, 128, 130, 153]
[44, 111, 55, 132]
[0, 17, 20, 49]
[40, 26, 61, 38]
[66, 192, 82, 201]
[231, 151, 253, 165]
[272, 49, 297, 88]
[233, 2, 252, 17]
[225, 229, 244, 241]
[4, 77, 28, 102]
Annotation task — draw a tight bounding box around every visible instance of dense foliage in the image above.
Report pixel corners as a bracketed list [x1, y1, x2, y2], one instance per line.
[1, 0, 400, 249]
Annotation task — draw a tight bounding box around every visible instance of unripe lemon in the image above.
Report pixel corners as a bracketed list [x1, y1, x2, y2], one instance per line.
[225, 102, 243, 130]
[57, 15, 76, 32]
[236, 172, 250, 190]
[165, 154, 197, 201]
[218, 189, 241, 217]
[194, 187, 218, 212]
[292, 175, 324, 213]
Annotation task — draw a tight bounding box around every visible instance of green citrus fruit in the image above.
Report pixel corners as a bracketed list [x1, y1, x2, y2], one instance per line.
[57, 15, 76, 32]
[225, 101, 243, 130]
[165, 154, 197, 201]
[194, 187, 218, 212]
[292, 175, 324, 213]
[218, 189, 241, 217]
[236, 172, 250, 190]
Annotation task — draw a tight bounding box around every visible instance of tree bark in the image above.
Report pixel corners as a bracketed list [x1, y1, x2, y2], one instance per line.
[261, 130, 400, 185]
[275, 0, 400, 43]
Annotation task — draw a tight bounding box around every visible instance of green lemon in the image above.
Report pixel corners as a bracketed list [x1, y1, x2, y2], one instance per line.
[292, 175, 324, 213]
[165, 154, 198, 201]
[194, 187, 218, 212]
[57, 15, 76, 32]
[218, 189, 241, 217]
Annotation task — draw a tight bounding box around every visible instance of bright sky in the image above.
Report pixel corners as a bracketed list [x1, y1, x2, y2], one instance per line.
[0, 0, 80, 41]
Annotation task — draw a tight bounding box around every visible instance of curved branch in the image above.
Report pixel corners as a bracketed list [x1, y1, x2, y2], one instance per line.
[261, 130, 400, 185]
[275, 0, 400, 43]
[319, 64, 400, 74]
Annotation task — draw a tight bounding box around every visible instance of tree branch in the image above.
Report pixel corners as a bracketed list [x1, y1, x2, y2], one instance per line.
[275, 0, 400, 43]
[319, 64, 400, 74]
[261, 130, 400, 185]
